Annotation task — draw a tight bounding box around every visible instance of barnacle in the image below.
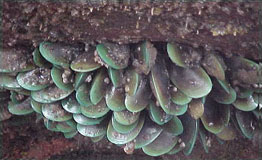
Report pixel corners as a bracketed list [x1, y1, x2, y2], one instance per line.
[0, 40, 261, 157]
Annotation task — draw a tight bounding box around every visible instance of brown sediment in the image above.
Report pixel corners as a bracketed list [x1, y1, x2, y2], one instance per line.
[1, 114, 259, 160]
[2, 1, 260, 60]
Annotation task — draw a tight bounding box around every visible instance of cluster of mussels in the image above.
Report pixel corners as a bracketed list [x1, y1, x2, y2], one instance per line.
[0, 41, 261, 156]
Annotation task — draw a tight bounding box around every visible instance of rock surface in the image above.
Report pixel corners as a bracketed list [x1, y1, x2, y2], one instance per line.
[2, 1, 260, 60]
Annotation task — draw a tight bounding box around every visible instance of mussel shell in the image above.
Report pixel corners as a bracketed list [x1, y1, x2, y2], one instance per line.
[61, 94, 81, 114]
[77, 120, 107, 138]
[252, 107, 262, 119]
[0, 74, 21, 89]
[8, 97, 34, 115]
[180, 113, 199, 156]
[90, 68, 108, 105]
[73, 113, 105, 125]
[211, 79, 236, 105]
[163, 116, 183, 136]
[167, 142, 185, 155]
[124, 68, 141, 96]
[90, 134, 105, 143]
[149, 102, 173, 125]
[150, 57, 171, 111]
[235, 110, 255, 139]
[134, 116, 163, 149]
[142, 130, 178, 157]
[76, 83, 92, 107]
[106, 86, 126, 112]
[39, 42, 83, 68]
[167, 42, 186, 68]
[56, 120, 77, 133]
[235, 86, 253, 99]
[81, 99, 110, 118]
[188, 99, 204, 120]
[31, 84, 74, 103]
[162, 102, 188, 116]
[125, 77, 151, 112]
[3, 40, 262, 156]
[70, 49, 101, 72]
[32, 47, 51, 68]
[31, 99, 43, 114]
[51, 67, 74, 91]
[64, 130, 78, 139]
[133, 41, 157, 75]
[171, 87, 192, 105]
[10, 91, 26, 104]
[228, 56, 259, 85]
[170, 103, 188, 116]
[6, 88, 30, 96]
[216, 123, 237, 141]
[113, 110, 140, 125]
[108, 67, 123, 87]
[17, 68, 52, 91]
[167, 43, 202, 68]
[199, 123, 211, 153]
[96, 43, 130, 69]
[233, 95, 258, 111]
[107, 112, 145, 145]
[42, 102, 72, 122]
[169, 64, 212, 99]
[43, 118, 60, 132]
[201, 98, 230, 134]
[202, 53, 226, 81]
[74, 72, 89, 90]
[112, 115, 139, 134]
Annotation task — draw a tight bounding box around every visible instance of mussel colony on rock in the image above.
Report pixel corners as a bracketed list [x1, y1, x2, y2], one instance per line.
[0, 41, 261, 156]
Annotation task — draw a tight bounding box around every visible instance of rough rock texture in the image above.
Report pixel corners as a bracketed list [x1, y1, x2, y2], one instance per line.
[0, 114, 260, 160]
[2, 1, 261, 60]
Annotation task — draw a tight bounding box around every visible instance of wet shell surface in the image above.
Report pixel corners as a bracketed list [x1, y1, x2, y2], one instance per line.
[1, 40, 261, 157]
